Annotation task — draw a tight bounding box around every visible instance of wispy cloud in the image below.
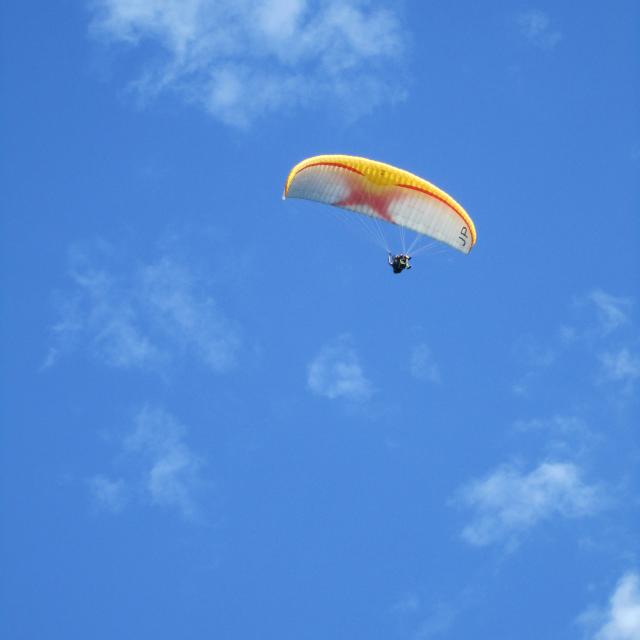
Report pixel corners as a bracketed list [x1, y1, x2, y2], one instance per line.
[391, 593, 421, 615]
[410, 343, 441, 383]
[90, 406, 204, 519]
[513, 334, 555, 368]
[512, 414, 598, 458]
[579, 572, 640, 640]
[390, 592, 458, 640]
[517, 9, 562, 51]
[125, 406, 203, 516]
[47, 250, 240, 374]
[88, 475, 128, 513]
[561, 290, 634, 343]
[514, 288, 638, 399]
[90, 0, 407, 127]
[307, 335, 373, 401]
[599, 348, 640, 391]
[511, 333, 556, 395]
[456, 461, 602, 548]
[588, 290, 633, 335]
[138, 258, 240, 371]
[413, 603, 456, 639]
[581, 291, 639, 395]
[510, 412, 612, 464]
[514, 414, 588, 436]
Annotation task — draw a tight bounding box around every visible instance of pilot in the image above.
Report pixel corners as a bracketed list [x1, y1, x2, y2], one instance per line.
[388, 253, 412, 274]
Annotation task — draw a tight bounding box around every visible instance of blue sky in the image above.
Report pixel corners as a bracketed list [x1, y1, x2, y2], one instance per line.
[1, 1, 639, 638]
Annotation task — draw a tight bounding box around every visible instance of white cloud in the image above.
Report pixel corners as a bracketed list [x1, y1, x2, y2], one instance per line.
[589, 290, 633, 335]
[88, 474, 128, 513]
[513, 334, 555, 368]
[510, 334, 555, 396]
[517, 9, 562, 51]
[390, 593, 457, 640]
[40, 347, 60, 371]
[410, 343, 441, 383]
[91, 406, 204, 519]
[457, 461, 602, 547]
[414, 604, 456, 639]
[391, 593, 421, 615]
[50, 252, 240, 374]
[307, 335, 373, 401]
[514, 414, 587, 435]
[125, 406, 203, 517]
[580, 572, 640, 640]
[89, 0, 406, 126]
[600, 349, 640, 386]
[513, 289, 638, 400]
[139, 258, 240, 372]
[561, 290, 633, 344]
[512, 413, 604, 462]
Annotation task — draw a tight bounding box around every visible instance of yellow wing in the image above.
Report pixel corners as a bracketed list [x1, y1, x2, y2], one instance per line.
[284, 154, 476, 254]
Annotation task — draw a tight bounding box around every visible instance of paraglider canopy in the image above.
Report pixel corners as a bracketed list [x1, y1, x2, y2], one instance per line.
[284, 154, 476, 254]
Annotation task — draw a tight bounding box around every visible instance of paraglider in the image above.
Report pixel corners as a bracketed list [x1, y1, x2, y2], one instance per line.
[388, 253, 411, 274]
[283, 154, 476, 272]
